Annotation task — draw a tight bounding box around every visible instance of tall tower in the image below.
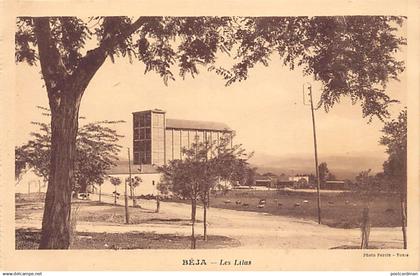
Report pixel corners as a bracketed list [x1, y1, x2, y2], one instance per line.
[132, 109, 166, 166]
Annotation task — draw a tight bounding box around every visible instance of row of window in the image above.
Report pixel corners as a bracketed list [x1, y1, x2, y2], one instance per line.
[133, 127, 231, 165]
[134, 127, 166, 141]
[133, 113, 151, 128]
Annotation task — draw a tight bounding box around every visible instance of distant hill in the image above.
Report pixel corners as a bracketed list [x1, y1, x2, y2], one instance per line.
[249, 152, 386, 180]
[115, 151, 387, 180]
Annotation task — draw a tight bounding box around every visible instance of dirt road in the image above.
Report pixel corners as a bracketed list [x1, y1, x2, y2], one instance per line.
[16, 194, 404, 249]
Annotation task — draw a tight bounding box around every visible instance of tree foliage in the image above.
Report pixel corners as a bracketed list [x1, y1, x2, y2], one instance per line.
[15, 108, 124, 192]
[110, 176, 122, 187]
[159, 134, 251, 201]
[158, 134, 252, 246]
[379, 109, 407, 248]
[16, 16, 405, 120]
[380, 109, 407, 192]
[15, 15, 406, 249]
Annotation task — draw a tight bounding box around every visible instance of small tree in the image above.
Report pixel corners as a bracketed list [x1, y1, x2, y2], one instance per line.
[127, 176, 142, 206]
[245, 167, 257, 188]
[156, 181, 171, 213]
[160, 159, 199, 248]
[15, 107, 124, 195]
[380, 109, 407, 248]
[159, 134, 252, 246]
[354, 169, 381, 249]
[110, 177, 121, 205]
[318, 162, 329, 186]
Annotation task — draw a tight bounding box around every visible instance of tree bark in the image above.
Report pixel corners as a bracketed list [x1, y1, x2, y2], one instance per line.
[32, 16, 144, 249]
[39, 94, 81, 249]
[99, 185, 102, 203]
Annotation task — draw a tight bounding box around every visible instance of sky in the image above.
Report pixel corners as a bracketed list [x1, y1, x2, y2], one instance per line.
[15, 33, 407, 176]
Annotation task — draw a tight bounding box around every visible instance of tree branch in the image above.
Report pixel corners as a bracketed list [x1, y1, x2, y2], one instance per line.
[69, 17, 145, 99]
[33, 17, 69, 110]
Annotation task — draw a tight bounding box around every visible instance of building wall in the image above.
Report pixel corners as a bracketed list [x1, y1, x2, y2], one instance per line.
[15, 169, 47, 194]
[133, 110, 167, 166]
[16, 169, 161, 197]
[134, 110, 233, 166]
[165, 129, 229, 163]
[95, 173, 161, 196]
[133, 111, 152, 165]
[289, 176, 310, 183]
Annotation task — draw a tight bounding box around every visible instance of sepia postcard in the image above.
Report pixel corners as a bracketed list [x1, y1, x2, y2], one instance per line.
[0, 0, 419, 271]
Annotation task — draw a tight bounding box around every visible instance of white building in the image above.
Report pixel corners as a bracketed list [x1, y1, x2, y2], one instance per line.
[15, 167, 47, 194]
[93, 161, 161, 197]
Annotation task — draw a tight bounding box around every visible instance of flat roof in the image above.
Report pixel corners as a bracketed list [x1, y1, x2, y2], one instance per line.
[166, 118, 231, 132]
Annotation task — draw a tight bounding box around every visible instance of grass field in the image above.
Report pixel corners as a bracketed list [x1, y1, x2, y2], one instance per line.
[15, 195, 239, 250]
[16, 229, 239, 250]
[185, 189, 402, 229]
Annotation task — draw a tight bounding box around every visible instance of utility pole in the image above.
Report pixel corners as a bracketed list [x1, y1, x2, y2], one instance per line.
[305, 83, 322, 224]
[126, 148, 132, 224]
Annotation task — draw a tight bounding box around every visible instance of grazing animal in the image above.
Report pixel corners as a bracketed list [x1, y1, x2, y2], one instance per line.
[303, 200, 309, 203]
[235, 200, 242, 205]
[277, 203, 283, 207]
[345, 200, 350, 205]
[224, 200, 231, 204]
[242, 203, 249, 207]
[328, 201, 334, 205]
[257, 204, 265, 208]
[294, 203, 301, 207]
[259, 199, 266, 205]
[385, 208, 395, 213]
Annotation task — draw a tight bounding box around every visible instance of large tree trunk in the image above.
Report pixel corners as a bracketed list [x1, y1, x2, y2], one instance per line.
[33, 16, 140, 249]
[39, 95, 81, 249]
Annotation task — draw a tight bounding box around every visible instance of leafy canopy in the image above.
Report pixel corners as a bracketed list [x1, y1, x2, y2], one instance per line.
[15, 107, 124, 191]
[379, 109, 407, 191]
[16, 16, 405, 120]
[158, 134, 252, 200]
